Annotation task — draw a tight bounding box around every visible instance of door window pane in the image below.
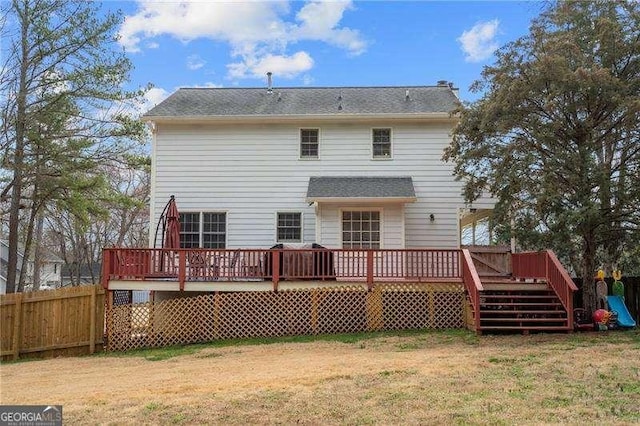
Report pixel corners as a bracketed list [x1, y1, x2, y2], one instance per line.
[342, 211, 381, 249]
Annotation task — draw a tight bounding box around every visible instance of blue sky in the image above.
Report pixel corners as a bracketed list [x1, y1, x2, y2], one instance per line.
[108, 1, 545, 109]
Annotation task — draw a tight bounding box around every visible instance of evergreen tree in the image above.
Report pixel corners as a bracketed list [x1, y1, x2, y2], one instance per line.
[445, 1, 640, 311]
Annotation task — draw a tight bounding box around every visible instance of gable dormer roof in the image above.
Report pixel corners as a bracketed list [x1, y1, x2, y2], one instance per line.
[143, 85, 460, 121]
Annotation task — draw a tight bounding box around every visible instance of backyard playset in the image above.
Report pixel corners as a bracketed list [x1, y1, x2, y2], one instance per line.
[581, 269, 637, 331]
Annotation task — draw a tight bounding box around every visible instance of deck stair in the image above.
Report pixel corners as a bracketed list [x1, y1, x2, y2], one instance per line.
[476, 277, 571, 333]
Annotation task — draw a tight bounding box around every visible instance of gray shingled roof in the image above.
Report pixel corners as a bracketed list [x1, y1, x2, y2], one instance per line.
[0, 240, 63, 263]
[306, 177, 416, 200]
[144, 86, 459, 118]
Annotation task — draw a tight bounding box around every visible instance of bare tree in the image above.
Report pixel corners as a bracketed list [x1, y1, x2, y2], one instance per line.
[1, 0, 149, 292]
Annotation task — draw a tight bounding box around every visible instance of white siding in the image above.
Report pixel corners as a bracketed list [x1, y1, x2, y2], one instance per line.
[40, 262, 62, 286]
[152, 121, 493, 249]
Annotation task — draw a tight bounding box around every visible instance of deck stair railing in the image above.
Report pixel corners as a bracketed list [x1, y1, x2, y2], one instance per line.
[512, 250, 578, 324]
[461, 249, 483, 331]
[463, 248, 577, 333]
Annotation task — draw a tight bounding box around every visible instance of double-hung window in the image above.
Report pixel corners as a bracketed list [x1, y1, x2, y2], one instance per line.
[300, 129, 319, 159]
[372, 128, 392, 159]
[180, 212, 226, 248]
[179, 213, 200, 248]
[277, 212, 302, 243]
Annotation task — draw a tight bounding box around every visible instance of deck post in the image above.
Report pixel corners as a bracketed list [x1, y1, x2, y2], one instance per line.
[178, 251, 186, 291]
[272, 249, 280, 291]
[545, 251, 549, 277]
[104, 290, 113, 351]
[101, 249, 111, 289]
[366, 250, 374, 289]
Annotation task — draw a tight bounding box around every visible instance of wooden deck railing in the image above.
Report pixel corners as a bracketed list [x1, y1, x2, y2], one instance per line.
[461, 249, 483, 331]
[101, 248, 463, 290]
[512, 250, 578, 324]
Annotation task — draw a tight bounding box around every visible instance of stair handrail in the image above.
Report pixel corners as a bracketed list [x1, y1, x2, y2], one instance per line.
[461, 249, 483, 331]
[514, 250, 577, 330]
[544, 250, 578, 325]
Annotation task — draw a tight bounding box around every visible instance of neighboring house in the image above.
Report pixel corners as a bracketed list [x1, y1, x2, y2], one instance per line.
[0, 240, 63, 293]
[61, 264, 102, 286]
[60, 263, 150, 302]
[144, 81, 493, 251]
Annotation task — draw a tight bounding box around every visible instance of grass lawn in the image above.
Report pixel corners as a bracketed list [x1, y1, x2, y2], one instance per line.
[1, 329, 639, 425]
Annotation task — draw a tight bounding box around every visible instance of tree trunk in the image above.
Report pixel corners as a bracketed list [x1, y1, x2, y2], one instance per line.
[17, 198, 39, 292]
[581, 233, 597, 313]
[6, 1, 31, 294]
[7, 189, 23, 294]
[32, 212, 45, 290]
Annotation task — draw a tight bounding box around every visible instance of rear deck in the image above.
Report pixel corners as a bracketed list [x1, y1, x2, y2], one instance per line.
[102, 247, 578, 334]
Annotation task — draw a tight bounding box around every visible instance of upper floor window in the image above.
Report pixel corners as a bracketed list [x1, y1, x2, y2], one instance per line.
[277, 212, 302, 243]
[180, 212, 226, 248]
[300, 129, 319, 159]
[372, 128, 392, 159]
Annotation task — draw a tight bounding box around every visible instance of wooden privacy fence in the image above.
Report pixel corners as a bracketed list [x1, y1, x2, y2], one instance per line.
[1, 285, 105, 361]
[106, 283, 465, 352]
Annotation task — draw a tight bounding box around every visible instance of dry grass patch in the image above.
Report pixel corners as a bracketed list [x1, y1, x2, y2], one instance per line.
[1, 329, 639, 425]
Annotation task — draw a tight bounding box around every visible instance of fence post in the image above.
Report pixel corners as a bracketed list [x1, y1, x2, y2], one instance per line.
[90, 285, 97, 354]
[272, 250, 280, 291]
[366, 250, 374, 289]
[12, 293, 23, 361]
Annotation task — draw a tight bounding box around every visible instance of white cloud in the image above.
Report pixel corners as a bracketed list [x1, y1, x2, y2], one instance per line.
[119, 1, 365, 80]
[294, 1, 366, 55]
[99, 86, 169, 120]
[458, 19, 500, 62]
[228, 51, 313, 79]
[119, 2, 290, 51]
[144, 87, 170, 109]
[186, 54, 206, 70]
[146, 41, 159, 49]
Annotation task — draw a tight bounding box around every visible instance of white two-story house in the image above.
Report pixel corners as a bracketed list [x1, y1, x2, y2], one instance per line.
[144, 81, 491, 252]
[102, 80, 577, 335]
